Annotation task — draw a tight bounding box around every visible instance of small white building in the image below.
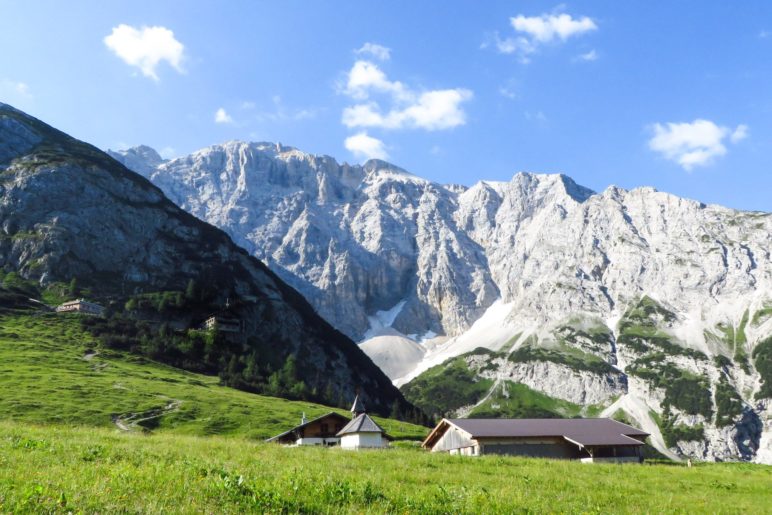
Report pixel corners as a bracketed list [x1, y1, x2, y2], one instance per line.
[336, 395, 389, 450]
[55, 298, 104, 316]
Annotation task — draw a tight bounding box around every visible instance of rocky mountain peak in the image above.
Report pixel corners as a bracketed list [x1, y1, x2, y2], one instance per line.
[107, 145, 166, 176]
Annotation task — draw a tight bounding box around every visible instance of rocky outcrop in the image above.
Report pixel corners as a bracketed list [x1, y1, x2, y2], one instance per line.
[468, 357, 626, 406]
[0, 103, 413, 416]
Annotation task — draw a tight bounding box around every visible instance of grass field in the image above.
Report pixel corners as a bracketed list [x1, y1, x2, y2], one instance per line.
[1, 312, 770, 513]
[1, 421, 770, 513]
[0, 313, 427, 440]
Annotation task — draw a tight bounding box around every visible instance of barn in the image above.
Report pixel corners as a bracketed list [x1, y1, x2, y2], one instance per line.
[423, 418, 649, 463]
[265, 412, 349, 446]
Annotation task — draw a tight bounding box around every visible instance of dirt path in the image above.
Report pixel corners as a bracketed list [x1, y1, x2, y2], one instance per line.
[113, 400, 182, 432]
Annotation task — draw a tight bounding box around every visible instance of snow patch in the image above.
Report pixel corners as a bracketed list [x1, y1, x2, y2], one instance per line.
[362, 300, 406, 340]
[395, 299, 519, 386]
[359, 329, 426, 380]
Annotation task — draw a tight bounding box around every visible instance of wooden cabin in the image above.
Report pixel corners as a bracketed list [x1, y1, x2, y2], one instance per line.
[266, 412, 349, 446]
[423, 418, 648, 463]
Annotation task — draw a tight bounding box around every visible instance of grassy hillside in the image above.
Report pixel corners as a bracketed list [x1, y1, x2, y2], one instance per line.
[401, 348, 602, 419]
[0, 312, 427, 440]
[1, 421, 769, 513]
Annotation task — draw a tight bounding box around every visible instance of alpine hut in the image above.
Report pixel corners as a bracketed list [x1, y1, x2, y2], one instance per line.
[336, 395, 389, 450]
[265, 412, 350, 446]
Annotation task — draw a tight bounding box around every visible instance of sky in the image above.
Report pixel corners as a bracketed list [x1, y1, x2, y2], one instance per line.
[1, 1, 771, 211]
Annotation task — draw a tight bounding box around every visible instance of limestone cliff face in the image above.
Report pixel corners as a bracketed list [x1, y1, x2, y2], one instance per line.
[0, 103, 410, 415]
[111, 140, 772, 463]
[113, 143, 499, 341]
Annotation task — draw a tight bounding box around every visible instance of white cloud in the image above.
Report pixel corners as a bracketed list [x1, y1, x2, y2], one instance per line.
[400, 89, 473, 130]
[730, 124, 749, 143]
[648, 119, 748, 171]
[344, 132, 388, 160]
[342, 89, 472, 131]
[341, 60, 472, 130]
[491, 12, 597, 61]
[577, 49, 598, 61]
[511, 13, 597, 43]
[340, 50, 472, 158]
[0, 79, 32, 98]
[490, 33, 536, 62]
[214, 108, 233, 124]
[345, 60, 408, 100]
[104, 24, 184, 80]
[356, 42, 391, 61]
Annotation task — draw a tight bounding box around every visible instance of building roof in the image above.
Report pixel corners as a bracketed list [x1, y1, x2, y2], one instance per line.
[265, 412, 349, 443]
[58, 298, 103, 307]
[336, 413, 384, 436]
[424, 418, 649, 449]
[350, 394, 365, 415]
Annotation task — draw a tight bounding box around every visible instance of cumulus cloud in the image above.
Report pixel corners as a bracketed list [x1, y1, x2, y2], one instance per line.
[341, 60, 472, 130]
[648, 119, 748, 171]
[491, 12, 597, 62]
[344, 132, 388, 160]
[356, 42, 391, 61]
[512, 13, 597, 43]
[104, 24, 184, 80]
[340, 47, 472, 160]
[344, 60, 408, 101]
[214, 108, 233, 124]
[342, 89, 472, 131]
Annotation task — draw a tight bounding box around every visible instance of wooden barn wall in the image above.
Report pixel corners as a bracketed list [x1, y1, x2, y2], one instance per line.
[432, 426, 475, 452]
[480, 440, 580, 459]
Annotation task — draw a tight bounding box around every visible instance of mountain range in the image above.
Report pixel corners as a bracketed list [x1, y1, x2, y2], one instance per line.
[0, 103, 412, 417]
[110, 139, 772, 464]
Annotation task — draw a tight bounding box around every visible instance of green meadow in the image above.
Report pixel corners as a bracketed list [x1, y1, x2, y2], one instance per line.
[1, 422, 770, 513]
[1, 313, 770, 513]
[0, 313, 426, 440]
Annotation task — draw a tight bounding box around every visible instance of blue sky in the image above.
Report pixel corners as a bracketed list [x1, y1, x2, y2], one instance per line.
[1, 1, 771, 211]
